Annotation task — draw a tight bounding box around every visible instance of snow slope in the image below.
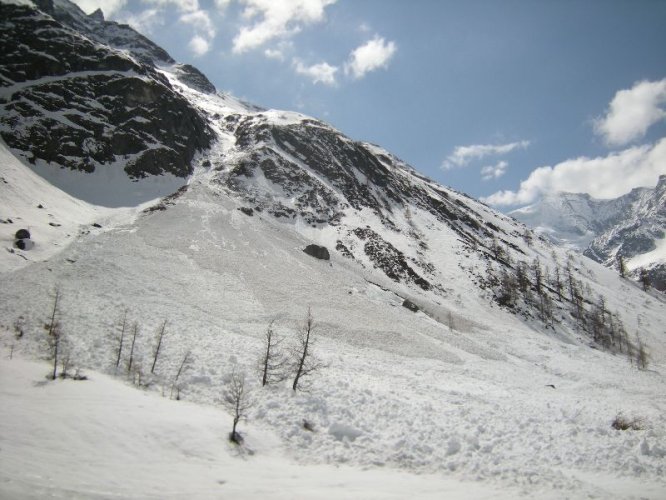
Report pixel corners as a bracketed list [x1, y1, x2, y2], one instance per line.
[0, 140, 144, 273]
[1, 1, 665, 498]
[1, 155, 665, 498]
[0, 356, 510, 500]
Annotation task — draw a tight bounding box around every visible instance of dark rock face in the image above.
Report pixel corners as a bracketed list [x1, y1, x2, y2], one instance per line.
[222, 114, 492, 238]
[303, 244, 330, 260]
[353, 227, 430, 290]
[0, 2, 214, 181]
[213, 109, 509, 288]
[173, 64, 217, 95]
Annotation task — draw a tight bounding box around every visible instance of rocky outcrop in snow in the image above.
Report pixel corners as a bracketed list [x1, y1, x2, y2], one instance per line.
[0, 0, 214, 188]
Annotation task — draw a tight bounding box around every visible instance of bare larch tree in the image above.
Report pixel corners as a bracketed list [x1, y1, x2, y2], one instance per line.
[291, 307, 322, 392]
[46, 288, 63, 380]
[222, 366, 252, 444]
[151, 319, 167, 374]
[260, 320, 287, 386]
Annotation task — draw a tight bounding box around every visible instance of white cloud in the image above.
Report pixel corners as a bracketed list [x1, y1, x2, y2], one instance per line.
[142, 0, 200, 13]
[344, 36, 396, 79]
[442, 140, 529, 170]
[483, 137, 666, 206]
[264, 48, 285, 60]
[293, 59, 338, 86]
[263, 41, 293, 61]
[180, 9, 215, 39]
[594, 78, 666, 147]
[118, 8, 163, 34]
[232, 0, 337, 54]
[188, 34, 210, 56]
[481, 161, 508, 181]
[71, 0, 127, 15]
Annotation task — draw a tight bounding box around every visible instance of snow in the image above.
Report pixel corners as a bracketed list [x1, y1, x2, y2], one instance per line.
[628, 236, 666, 270]
[1, 7, 665, 496]
[0, 140, 139, 273]
[1, 160, 665, 498]
[0, 356, 515, 500]
[27, 155, 187, 207]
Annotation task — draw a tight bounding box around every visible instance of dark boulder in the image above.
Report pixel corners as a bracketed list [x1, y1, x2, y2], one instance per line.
[15, 228, 30, 239]
[15, 239, 34, 250]
[402, 299, 419, 313]
[303, 244, 330, 260]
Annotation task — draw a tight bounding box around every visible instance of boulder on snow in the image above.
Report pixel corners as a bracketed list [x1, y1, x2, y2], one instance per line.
[15, 239, 34, 250]
[303, 244, 330, 260]
[402, 299, 419, 313]
[15, 228, 30, 240]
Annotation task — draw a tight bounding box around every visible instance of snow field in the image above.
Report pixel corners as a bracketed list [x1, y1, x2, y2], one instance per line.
[1, 356, 514, 499]
[1, 176, 665, 498]
[1, 129, 665, 498]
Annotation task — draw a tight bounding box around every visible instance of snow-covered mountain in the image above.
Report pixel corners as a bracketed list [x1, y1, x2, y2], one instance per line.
[0, 0, 214, 205]
[1, 1, 665, 498]
[511, 177, 666, 291]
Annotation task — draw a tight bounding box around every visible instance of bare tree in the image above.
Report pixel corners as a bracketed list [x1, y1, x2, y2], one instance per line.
[550, 265, 563, 301]
[45, 288, 63, 380]
[222, 365, 253, 444]
[447, 311, 455, 332]
[170, 350, 193, 400]
[127, 321, 140, 376]
[13, 315, 25, 339]
[531, 258, 543, 296]
[151, 319, 167, 374]
[617, 255, 626, 278]
[115, 308, 128, 371]
[640, 269, 651, 292]
[59, 347, 73, 379]
[636, 334, 649, 370]
[259, 320, 287, 386]
[291, 307, 322, 392]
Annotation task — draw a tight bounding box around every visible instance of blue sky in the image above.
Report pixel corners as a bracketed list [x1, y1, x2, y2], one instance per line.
[73, 0, 666, 208]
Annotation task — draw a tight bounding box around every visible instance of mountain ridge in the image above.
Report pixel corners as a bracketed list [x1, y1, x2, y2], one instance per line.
[511, 175, 666, 291]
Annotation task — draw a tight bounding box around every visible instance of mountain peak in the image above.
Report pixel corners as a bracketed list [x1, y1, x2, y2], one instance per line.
[512, 179, 666, 291]
[89, 7, 104, 22]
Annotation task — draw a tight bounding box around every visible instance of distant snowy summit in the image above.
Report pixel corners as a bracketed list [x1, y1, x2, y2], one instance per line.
[511, 175, 666, 291]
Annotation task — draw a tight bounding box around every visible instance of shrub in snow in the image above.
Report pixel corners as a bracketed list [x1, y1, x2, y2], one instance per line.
[611, 413, 644, 431]
[302, 419, 315, 432]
